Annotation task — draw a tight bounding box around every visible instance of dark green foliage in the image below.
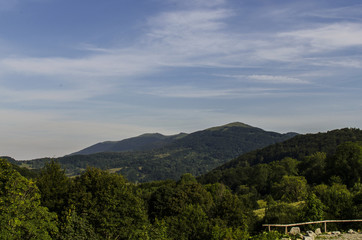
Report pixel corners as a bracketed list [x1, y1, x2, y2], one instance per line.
[165, 204, 210, 240]
[264, 202, 301, 224]
[0, 158, 58, 239]
[326, 142, 362, 187]
[351, 183, 362, 219]
[12, 164, 40, 179]
[57, 208, 99, 240]
[199, 128, 362, 189]
[313, 183, 354, 220]
[1, 156, 39, 179]
[271, 175, 308, 202]
[206, 183, 249, 229]
[300, 193, 324, 222]
[197, 128, 362, 228]
[311, 183, 361, 230]
[148, 174, 213, 221]
[300, 152, 327, 184]
[210, 225, 250, 240]
[69, 168, 149, 239]
[36, 161, 71, 216]
[146, 174, 254, 239]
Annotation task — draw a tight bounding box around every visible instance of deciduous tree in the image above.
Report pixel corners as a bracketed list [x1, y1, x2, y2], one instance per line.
[0, 158, 58, 239]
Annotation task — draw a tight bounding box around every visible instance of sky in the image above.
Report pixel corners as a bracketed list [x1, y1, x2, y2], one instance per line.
[1, 0, 362, 159]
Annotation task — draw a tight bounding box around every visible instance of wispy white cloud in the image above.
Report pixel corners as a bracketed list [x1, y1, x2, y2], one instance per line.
[279, 23, 362, 51]
[305, 4, 362, 21]
[7, 7, 362, 83]
[1, 4, 360, 100]
[0, 7, 237, 80]
[139, 86, 237, 98]
[0, 85, 106, 104]
[3, 8, 358, 106]
[0, 50, 161, 78]
[137, 85, 300, 99]
[0, 7, 242, 88]
[145, 8, 239, 61]
[310, 57, 362, 68]
[254, 45, 304, 62]
[249, 22, 362, 66]
[248, 75, 310, 84]
[165, 0, 226, 8]
[216, 74, 310, 85]
[2, 3, 361, 80]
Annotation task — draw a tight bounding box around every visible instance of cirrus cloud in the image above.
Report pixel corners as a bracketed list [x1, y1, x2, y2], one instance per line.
[248, 75, 310, 84]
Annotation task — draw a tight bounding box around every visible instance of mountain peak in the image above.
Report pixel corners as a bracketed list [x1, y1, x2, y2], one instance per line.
[138, 133, 165, 138]
[206, 122, 254, 131]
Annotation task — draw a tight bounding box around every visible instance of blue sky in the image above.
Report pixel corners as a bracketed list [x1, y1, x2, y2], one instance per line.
[1, 0, 362, 159]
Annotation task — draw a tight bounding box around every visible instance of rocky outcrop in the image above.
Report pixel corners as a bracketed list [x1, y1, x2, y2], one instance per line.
[289, 227, 301, 235]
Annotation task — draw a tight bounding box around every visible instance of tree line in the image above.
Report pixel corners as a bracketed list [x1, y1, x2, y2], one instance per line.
[1, 158, 279, 239]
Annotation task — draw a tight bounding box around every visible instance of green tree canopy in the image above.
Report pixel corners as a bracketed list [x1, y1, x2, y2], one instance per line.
[300, 152, 327, 184]
[327, 142, 362, 187]
[300, 193, 324, 222]
[0, 158, 58, 239]
[36, 160, 71, 216]
[314, 183, 353, 219]
[70, 168, 148, 239]
[272, 175, 308, 202]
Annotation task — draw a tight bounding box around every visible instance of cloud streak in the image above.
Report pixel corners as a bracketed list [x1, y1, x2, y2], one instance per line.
[280, 23, 362, 50]
[248, 75, 310, 84]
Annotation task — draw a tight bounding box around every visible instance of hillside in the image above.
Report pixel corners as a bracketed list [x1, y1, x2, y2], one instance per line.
[70, 133, 188, 155]
[17, 122, 297, 182]
[198, 128, 362, 189]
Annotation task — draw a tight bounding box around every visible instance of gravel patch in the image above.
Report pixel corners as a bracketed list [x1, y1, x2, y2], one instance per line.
[317, 233, 362, 240]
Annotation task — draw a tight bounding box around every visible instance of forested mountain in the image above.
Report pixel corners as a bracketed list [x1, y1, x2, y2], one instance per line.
[198, 128, 362, 189]
[70, 133, 188, 155]
[17, 122, 297, 182]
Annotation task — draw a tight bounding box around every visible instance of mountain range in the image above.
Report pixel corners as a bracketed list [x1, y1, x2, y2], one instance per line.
[16, 122, 297, 182]
[70, 132, 188, 155]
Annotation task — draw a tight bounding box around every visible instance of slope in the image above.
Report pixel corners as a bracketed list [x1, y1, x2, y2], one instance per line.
[70, 133, 187, 155]
[198, 127, 362, 189]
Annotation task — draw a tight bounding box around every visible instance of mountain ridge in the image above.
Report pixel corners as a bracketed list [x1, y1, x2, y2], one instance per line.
[18, 122, 298, 182]
[70, 132, 187, 155]
[70, 122, 297, 156]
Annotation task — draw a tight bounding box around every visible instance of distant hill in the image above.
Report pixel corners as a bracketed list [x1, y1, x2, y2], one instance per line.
[17, 122, 297, 182]
[0, 156, 39, 179]
[70, 133, 188, 155]
[197, 127, 362, 189]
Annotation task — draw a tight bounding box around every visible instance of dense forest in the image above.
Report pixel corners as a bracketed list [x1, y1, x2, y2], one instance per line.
[1, 128, 362, 239]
